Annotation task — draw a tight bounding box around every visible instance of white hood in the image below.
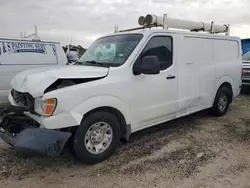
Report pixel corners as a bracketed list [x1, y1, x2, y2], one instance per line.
[11, 65, 109, 97]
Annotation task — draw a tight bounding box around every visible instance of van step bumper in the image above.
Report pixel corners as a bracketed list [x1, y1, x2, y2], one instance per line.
[0, 128, 72, 156]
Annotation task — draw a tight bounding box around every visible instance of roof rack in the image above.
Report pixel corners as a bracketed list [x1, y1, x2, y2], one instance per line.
[115, 14, 230, 35]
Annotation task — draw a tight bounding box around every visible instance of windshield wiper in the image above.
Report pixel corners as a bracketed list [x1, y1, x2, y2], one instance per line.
[74, 60, 111, 67]
[73, 61, 83, 65]
[85, 61, 104, 66]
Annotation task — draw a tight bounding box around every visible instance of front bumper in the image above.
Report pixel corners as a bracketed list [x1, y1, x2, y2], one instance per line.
[0, 128, 71, 156]
[0, 107, 72, 156]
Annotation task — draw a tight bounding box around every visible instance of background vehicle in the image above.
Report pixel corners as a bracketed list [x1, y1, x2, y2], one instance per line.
[66, 49, 79, 65]
[0, 14, 242, 164]
[0, 38, 67, 104]
[241, 38, 250, 86]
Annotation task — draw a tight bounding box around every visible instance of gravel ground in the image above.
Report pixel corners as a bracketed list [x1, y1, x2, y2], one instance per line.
[0, 93, 250, 188]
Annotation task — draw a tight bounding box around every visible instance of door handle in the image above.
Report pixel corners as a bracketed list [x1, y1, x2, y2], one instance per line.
[166, 75, 176, 79]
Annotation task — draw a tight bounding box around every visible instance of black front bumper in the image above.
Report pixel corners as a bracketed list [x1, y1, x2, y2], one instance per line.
[0, 106, 72, 156]
[0, 128, 72, 156]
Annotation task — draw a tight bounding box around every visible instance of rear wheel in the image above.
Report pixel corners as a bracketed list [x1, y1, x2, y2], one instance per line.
[209, 86, 231, 116]
[73, 111, 120, 164]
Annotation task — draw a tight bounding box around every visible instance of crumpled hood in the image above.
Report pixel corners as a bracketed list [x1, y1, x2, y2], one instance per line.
[11, 65, 109, 97]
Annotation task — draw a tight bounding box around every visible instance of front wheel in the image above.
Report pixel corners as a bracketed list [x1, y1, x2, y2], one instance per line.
[208, 87, 231, 116]
[73, 111, 120, 164]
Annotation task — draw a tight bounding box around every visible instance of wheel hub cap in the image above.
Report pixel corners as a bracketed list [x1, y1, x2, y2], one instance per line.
[84, 122, 113, 154]
[91, 129, 104, 144]
[218, 93, 227, 112]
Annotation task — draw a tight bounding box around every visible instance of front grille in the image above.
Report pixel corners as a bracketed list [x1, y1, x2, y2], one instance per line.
[11, 89, 34, 109]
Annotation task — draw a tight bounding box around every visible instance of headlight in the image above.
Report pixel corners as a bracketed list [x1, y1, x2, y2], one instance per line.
[35, 97, 57, 116]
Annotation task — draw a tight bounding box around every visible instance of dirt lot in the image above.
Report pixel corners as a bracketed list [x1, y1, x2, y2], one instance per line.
[0, 93, 250, 188]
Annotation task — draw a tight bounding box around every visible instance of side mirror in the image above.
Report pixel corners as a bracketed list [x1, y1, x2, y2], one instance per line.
[133, 55, 160, 75]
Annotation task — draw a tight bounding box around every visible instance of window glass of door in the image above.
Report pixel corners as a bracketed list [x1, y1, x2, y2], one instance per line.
[142, 36, 173, 70]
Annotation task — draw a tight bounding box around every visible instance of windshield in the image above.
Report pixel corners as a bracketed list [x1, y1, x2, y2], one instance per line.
[78, 34, 143, 67]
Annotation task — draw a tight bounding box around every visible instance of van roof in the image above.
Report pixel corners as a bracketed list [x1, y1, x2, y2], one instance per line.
[102, 28, 240, 40]
[0, 37, 60, 44]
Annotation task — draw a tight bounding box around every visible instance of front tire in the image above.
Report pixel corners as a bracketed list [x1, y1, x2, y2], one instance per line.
[73, 111, 120, 164]
[209, 87, 231, 116]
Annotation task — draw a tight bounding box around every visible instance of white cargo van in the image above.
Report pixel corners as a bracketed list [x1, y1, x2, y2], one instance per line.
[0, 38, 67, 104]
[0, 14, 242, 164]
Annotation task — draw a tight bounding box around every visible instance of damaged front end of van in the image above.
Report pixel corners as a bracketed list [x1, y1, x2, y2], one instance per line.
[0, 64, 110, 156]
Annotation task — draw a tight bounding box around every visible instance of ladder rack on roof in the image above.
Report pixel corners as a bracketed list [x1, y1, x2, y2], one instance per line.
[115, 14, 230, 35]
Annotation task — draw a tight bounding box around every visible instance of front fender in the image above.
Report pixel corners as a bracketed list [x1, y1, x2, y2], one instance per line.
[70, 95, 130, 125]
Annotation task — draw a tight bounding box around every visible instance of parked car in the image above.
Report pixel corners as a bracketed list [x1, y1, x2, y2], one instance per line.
[241, 38, 250, 86]
[0, 14, 242, 164]
[0, 38, 67, 104]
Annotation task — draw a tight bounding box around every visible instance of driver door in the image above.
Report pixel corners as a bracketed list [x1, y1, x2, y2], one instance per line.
[130, 35, 178, 129]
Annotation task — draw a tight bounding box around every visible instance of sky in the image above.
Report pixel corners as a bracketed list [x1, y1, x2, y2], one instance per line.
[1, 0, 250, 48]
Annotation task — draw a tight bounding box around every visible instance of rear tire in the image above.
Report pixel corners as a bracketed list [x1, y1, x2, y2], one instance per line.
[73, 111, 120, 165]
[209, 86, 231, 116]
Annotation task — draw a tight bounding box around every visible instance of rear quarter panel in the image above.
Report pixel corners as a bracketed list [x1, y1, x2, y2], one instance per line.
[213, 38, 242, 98]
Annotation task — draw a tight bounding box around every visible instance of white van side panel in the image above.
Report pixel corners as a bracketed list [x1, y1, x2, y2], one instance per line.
[0, 41, 67, 104]
[0, 41, 58, 65]
[178, 36, 215, 115]
[213, 39, 242, 97]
